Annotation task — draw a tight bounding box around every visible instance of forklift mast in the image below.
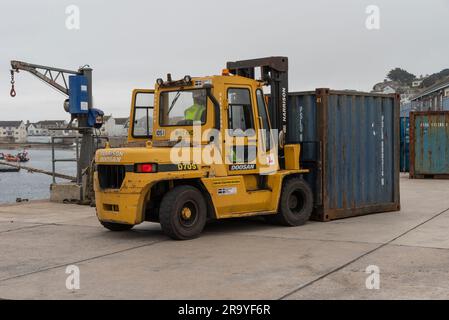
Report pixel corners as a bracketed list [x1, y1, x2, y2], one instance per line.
[226, 56, 289, 152]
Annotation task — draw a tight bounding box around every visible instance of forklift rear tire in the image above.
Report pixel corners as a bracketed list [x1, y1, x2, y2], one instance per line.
[100, 221, 134, 231]
[159, 185, 207, 240]
[266, 178, 313, 226]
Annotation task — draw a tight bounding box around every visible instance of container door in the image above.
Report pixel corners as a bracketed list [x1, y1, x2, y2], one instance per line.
[412, 113, 449, 176]
[320, 92, 398, 219]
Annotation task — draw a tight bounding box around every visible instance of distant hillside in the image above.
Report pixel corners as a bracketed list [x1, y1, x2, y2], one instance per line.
[373, 67, 449, 95]
[421, 69, 449, 88]
[386, 67, 449, 89]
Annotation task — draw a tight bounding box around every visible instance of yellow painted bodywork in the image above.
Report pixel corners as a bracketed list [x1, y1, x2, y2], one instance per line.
[284, 144, 301, 170]
[94, 74, 308, 225]
[201, 170, 302, 218]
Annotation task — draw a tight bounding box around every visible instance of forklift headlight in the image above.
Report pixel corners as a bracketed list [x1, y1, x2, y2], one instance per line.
[184, 75, 192, 83]
[156, 78, 164, 86]
[135, 163, 157, 173]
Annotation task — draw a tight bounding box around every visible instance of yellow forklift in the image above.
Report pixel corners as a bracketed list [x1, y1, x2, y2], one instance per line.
[94, 57, 313, 239]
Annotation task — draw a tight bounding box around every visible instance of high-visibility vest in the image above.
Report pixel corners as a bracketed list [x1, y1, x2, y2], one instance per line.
[184, 104, 206, 121]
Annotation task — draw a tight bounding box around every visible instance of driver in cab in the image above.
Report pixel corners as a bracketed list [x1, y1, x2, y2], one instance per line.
[184, 90, 206, 123]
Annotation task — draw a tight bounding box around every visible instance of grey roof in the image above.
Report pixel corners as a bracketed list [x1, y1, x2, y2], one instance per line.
[373, 81, 401, 91]
[0, 121, 23, 128]
[36, 120, 66, 126]
[115, 117, 129, 125]
[412, 77, 449, 101]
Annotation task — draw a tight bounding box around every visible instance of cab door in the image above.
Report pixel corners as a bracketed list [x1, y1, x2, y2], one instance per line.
[225, 86, 259, 175]
[128, 89, 154, 142]
[211, 86, 275, 215]
[255, 88, 278, 175]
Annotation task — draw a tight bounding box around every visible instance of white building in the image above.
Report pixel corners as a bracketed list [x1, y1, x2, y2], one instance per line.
[34, 120, 69, 136]
[412, 79, 423, 87]
[99, 115, 114, 136]
[114, 117, 129, 136]
[26, 122, 42, 136]
[99, 116, 129, 137]
[0, 121, 27, 143]
[372, 81, 400, 94]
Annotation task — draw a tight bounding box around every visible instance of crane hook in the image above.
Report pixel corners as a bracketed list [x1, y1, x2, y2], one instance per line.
[10, 69, 16, 97]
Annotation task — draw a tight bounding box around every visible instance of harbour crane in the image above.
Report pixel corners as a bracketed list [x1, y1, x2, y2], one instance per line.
[9, 60, 104, 202]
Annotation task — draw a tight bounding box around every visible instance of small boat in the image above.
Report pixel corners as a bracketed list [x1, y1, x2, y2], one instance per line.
[0, 165, 20, 173]
[4, 154, 19, 162]
[17, 151, 30, 162]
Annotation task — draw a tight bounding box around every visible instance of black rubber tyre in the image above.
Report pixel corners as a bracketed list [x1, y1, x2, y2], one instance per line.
[159, 185, 207, 240]
[100, 221, 134, 231]
[265, 178, 313, 226]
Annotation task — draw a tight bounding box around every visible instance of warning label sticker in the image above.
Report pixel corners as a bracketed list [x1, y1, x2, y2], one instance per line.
[217, 187, 237, 196]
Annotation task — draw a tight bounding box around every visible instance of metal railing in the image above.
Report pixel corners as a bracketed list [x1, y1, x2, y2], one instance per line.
[51, 135, 80, 184]
[49, 128, 109, 185]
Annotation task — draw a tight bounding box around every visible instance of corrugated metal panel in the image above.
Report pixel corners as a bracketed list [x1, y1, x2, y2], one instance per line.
[410, 111, 449, 178]
[287, 92, 321, 204]
[400, 117, 410, 172]
[287, 89, 400, 221]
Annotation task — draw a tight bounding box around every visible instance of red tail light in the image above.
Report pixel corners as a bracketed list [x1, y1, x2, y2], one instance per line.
[135, 163, 157, 173]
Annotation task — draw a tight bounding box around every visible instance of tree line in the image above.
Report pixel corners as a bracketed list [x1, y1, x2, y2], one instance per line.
[387, 67, 449, 88]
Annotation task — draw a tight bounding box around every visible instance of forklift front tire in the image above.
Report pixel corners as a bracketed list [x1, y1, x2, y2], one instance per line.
[159, 185, 207, 240]
[100, 221, 134, 231]
[266, 178, 313, 226]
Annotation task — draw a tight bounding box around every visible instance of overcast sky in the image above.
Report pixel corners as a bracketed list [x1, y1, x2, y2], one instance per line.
[0, 0, 448, 121]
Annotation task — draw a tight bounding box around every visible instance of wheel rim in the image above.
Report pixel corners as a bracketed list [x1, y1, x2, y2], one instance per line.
[178, 201, 198, 228]
[288, 190, 305, 214]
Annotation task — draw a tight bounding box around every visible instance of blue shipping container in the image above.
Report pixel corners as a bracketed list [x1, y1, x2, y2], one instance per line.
[287, 89, 400, 221]
[400, 117, 410, 172]
[410, 111, 449, 178]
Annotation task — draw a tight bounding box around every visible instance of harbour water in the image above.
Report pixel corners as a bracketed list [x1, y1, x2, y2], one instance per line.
[0, 148, 77, 204]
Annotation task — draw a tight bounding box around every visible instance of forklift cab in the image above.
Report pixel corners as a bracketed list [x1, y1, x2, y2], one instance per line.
[126, 57, 292, 177]
[127, 74, 280, 176]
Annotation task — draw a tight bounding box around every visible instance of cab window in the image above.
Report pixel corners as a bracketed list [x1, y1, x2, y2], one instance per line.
[227, 88, 254, 134]
[133, 92, 153, 137]
[256, 89, 271, 150]
[159, 89, 207, 126]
